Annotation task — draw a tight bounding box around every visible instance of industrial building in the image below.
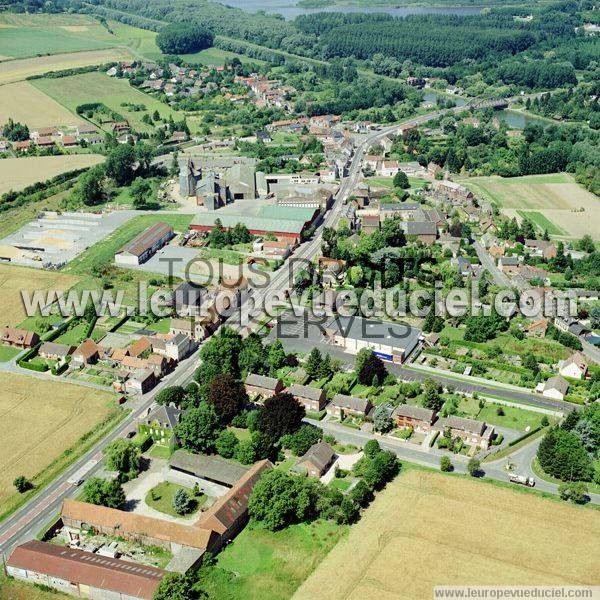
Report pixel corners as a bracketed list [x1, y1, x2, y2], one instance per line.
[323, 316, 421, 363]
[114, 222, 174, 266]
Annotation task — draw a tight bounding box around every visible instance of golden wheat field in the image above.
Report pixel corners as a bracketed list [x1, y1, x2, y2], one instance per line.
[294, 469, 600, 600]
[0, 81, 86, 129]
[0, 155, 104, 195]
[0, 373, 116, 506]
[0, 264, 80, 327]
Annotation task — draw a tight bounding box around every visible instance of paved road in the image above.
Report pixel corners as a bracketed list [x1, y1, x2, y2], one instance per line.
[0, 115, 430, 557]
[307, 418, 600, 505]
[473, 240, 512, 288]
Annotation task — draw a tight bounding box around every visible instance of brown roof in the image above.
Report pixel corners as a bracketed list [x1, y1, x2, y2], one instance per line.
[200, 460, 272, 535]
[61, 499, 217, 550]
[61, 135, 78, 145]
[392, 404, 436, 423]
[298, 442, 335, 473]
[117, 222, 173, 258]
[6, 540, 165, 600]
[2, 326, 38, 346]
[438, 415, 486, 436]
[129, 336, 152, 358]
[73, 338, 99, 360]
[121, 356, 148, 370]
[110, 347, 129, 361]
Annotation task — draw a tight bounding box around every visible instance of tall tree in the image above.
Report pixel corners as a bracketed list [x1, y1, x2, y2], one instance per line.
[258, 392, 305, 442]
[208, 374, 248, 425]
[176, 402, 221, 453]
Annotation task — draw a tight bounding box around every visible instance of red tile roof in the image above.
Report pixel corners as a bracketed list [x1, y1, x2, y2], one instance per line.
[6, 540, 165, 600]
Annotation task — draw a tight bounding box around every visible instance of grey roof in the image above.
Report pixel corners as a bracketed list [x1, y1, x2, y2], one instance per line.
[117, 222, 173, 257]
[169, 450, 248, 487]
[544, 375, 569, 395]
[245, 373, 282, 391]
[324, 316, 421, 352]
[331, 394, 370, 413]
[289, 384, 324, 401]
[298, 442, 335, 473]
[145, 404, 181, 429]
[404, 221, 437, 236]
[392, 404, 436, 423]
[438, 415, 486, 436]
[39, 341, 73, 357]
[380, 202, 421, 212]
[499, 256, 520, 266]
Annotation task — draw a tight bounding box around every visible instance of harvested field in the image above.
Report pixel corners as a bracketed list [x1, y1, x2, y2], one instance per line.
[0, 154, 104, 195]
[460, 173, 600, 240]
[0, 263, 79, 327]
[0, 373, 117, 507]
[0, 48, 132, 85]
[0, 81, 85, 128]
[294, 469, 600, 600]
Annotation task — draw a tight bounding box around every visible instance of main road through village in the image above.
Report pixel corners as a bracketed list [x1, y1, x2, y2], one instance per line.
[1, 106, 595, 559]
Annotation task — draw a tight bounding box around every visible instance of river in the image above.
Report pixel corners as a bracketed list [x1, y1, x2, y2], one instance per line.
[215, 0, 482, 19]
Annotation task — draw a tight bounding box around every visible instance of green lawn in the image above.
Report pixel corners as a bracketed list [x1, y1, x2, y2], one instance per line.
[33, 72, 181, 133]
[199, 520, 347, 600]
[54, 321, 99, 345]
[145, 481, 205, 518]
[181, 46, 265, 67]
[148, 444, 172, 460]
[65, 214, 193, 276]
[0, 345, 21, 362]
[275, 457, 297, 472]
[329, 478, 352, 492]
[228, 426, 252, 442]
[517, 210, 566, 236]
[476, 403, 547, 432]
[144, 318, 172, 334]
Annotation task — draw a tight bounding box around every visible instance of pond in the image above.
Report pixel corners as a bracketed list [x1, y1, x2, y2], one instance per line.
[216, 0, 483, 20]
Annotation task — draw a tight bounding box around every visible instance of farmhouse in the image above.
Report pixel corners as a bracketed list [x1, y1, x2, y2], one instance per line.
[61, 460, 271, 556]
[294, 442, 336, 477]
[436, 416, 495, 449]
[169, 450, 249, 487]
[402, 220, 438, 245]
[289, 384, 326, 412]
[432, 180, 473, 202]
[524, 239, 557, 259]
[169, 318, 211, 342]
[498, 256, 520, 273]
[392, 404, 437, 433]
[38, 342, 73, 361]
[537, 375, 570, 400]
[115, 222, 174, 266]
[323, 316, 421, 364]
[558, 352, 588, 380]
[245, 373, 284, 398]
[126, 369, 156, 395]
[71, 339, 100, 367]
[139, 403, 182, 447]
[1, 326, 39, 349]
[327, 394, 372, 419]
[6, 540, 165, 600]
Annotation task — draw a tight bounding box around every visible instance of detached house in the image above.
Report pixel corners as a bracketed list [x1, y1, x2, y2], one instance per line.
[294, 442, 336, 478]
[524, 239, 557, 260]
[1, 327, 39, 349]
[139, 403, 182, 448]
[498, 256, 520, 273]
[558, 352, 588, 380]
[537, 375, 569, 401]
[289, 384, 326, 412]
[72, 339, 100, 367]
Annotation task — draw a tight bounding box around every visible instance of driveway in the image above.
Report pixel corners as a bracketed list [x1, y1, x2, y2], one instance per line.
[320, 451, 362, 484]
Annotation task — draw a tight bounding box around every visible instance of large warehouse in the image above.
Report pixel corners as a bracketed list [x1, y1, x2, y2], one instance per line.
[115, 222, 174, 266]
[323, 316, 421, 363]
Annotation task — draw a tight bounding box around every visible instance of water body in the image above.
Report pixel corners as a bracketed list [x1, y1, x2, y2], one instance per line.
[495, 109, 548, 129]
[216, 0, 482, 19]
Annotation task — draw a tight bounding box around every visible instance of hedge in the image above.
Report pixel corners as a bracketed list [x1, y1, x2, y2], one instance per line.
[508, 424, 545, 447]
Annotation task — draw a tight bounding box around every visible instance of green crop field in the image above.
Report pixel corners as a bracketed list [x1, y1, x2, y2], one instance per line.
[517, 210, 567, 236]
[182, 46, 265, 67]
[33, 72, 181, 133]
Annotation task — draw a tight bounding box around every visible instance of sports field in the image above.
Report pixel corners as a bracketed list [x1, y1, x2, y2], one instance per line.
[0, 373, 118, 512]
[460, 173, 600, 239]
[0, 263, 79, 327]
[294, 469, 600, 600]
[0, 154, 104, 195]
[33, 72, 180, 132]
[0, 81, 85, 129]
